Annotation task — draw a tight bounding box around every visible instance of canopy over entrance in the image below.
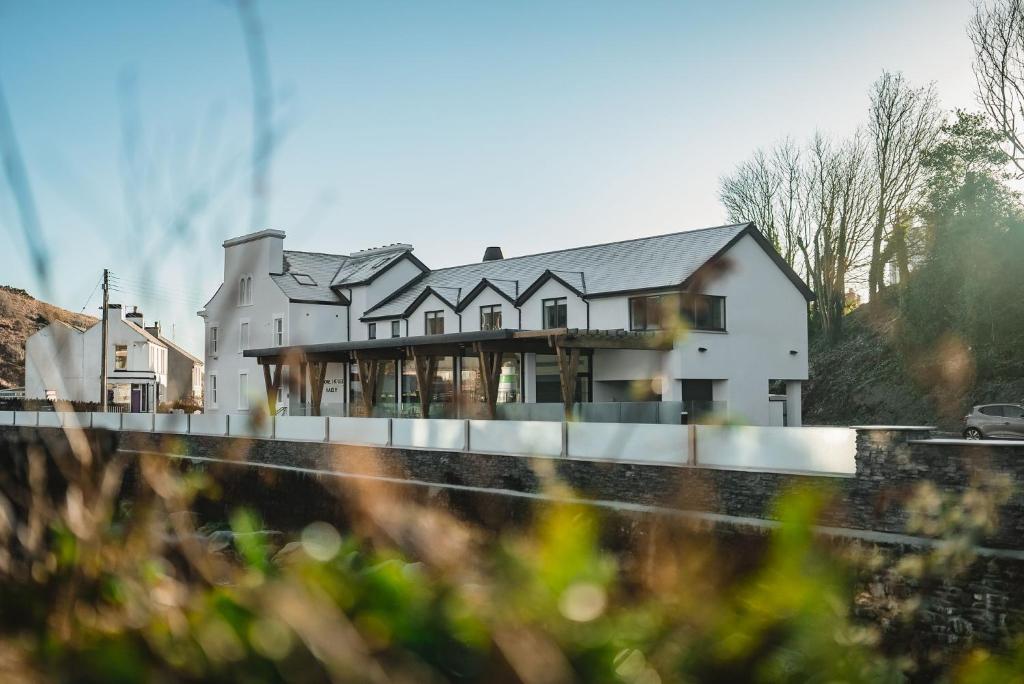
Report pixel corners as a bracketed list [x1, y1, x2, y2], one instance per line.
[243, 328, 672, 419]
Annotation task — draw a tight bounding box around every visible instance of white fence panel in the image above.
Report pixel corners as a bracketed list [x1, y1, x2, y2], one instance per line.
[189, 414, 228, 436]
[276, 416, 327, 442]
[391, 418, 465, 451]
[469, 420, 562, 457]
[59, 412, 89, 430]
[695, 425, 855, 474]
[227, 414, 273, 439]
[154, 413, 189, 434]
[37, 412, 60, 428]
[567, 422, 688, 464]
[91, 413, 122, 431]
[123, 413, 155, 432]
[0, 411, 13, 426]
[327, 417, 389, 446]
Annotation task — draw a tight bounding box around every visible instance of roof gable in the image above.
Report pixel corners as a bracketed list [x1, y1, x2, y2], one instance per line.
[454, 278, 518, 312]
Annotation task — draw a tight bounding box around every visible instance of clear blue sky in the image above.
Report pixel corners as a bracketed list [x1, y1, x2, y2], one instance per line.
[0, 0, 978, 354]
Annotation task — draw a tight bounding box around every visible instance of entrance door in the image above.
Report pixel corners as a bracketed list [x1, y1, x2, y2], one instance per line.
[130, 385, 142, 413]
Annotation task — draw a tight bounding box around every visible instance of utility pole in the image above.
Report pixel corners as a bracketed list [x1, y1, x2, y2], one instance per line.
[99, 269, 109, 412]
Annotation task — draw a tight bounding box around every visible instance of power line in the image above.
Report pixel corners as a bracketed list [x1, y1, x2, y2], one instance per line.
[79, 275, 102, 312]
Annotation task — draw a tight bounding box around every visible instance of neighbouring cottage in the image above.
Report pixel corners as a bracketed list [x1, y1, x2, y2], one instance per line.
[197, 222, 812, 425]
[24, 305, 203, 412]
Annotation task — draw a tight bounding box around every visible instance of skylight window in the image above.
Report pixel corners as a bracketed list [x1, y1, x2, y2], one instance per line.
[291, 273, 317, 286]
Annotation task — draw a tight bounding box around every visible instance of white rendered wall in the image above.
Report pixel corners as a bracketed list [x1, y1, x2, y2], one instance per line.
[202, 233, 290, 415]
[366, 257, 423, 308]
[24, 322, 86, 400]
[289, 303, 347, 345]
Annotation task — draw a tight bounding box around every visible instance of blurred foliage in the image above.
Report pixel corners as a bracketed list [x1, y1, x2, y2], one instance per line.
[0, 436, 1022, 682]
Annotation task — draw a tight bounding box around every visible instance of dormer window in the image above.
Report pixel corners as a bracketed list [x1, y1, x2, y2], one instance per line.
[291, 273, 316, 286]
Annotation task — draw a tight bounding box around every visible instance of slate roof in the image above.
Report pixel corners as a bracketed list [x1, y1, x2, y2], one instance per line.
[363, 223, 756, 319]
[270, 249, 420, 304]
[270, 251, 348, 304]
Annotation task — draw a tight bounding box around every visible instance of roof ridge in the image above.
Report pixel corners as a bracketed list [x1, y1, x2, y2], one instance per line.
[284, 249, 349, 259]
[424, 222, 750, 274]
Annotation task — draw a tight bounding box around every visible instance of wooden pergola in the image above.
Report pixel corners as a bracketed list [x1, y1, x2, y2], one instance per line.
[244, 328, 673, 419]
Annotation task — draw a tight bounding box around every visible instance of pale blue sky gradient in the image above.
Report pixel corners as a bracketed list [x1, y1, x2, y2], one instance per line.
[0, 1, 978, 353]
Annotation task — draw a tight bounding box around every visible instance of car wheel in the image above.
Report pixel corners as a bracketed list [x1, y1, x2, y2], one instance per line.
[963, 427, 983, 440]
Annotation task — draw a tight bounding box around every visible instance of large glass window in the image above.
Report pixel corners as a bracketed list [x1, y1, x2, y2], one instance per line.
[480, 304, 502, 331]
[629, 295, 665, 331]
[683, 294, 726, 331]
[425, 310, 445, 335]
[542, 298, 567, 329]
[535, 353, 590, 403]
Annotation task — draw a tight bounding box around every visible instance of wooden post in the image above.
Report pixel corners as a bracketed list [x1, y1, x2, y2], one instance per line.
[287, 362, 300, 415]
[355, 356, 379, 416]
[309, 362, 328, 417]
[300, 361, 307, 408]
[476, 348, 503, 419]
[554, 344, 580, 419]
[411, 349, 438, 419]
[261, 363, 282, 415]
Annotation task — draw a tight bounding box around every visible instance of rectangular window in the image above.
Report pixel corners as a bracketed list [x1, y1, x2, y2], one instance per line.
[542, 298, 567, 329]
[273, 316, 284, 346]
[425, 310, 444, 335]
[368, 322, 377, 340]
[629, 295, 665, 331]
[238, 372, 249, 410]
[238, 275, 253, 306]
[391, 320, 401, 338]
[480, 304, 502, 331]
[114, 345, 128, 370]
[210, 326, 218, 355]
[682, 294, 726, 332]
[239, 321, 249, 351]
[209, 374, 218, 408]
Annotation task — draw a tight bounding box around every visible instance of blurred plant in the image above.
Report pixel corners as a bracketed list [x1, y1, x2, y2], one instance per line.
[0, 429, 1022, 682]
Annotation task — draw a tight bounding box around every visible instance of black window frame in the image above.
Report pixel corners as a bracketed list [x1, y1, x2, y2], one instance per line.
[682, 294, 727, 332]
[480, 304, 502, 331]
[391, 320, 401, 338]
[542, 297, 568, 329]
[425, 310, 445, 336]
[629, 294, 665, 331]
[368, 322, 377, 340]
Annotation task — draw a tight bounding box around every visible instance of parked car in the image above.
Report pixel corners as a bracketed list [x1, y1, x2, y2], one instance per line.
[962, 404, 1024, 439]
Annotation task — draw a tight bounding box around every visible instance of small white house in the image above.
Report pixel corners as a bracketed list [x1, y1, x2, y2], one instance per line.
[199, 223, 812, 425]
[25, 304, 178, 412]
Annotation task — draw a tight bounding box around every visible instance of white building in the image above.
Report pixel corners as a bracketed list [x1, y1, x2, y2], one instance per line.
[198, 223, 811, 425]
[24, 304, 201, 412]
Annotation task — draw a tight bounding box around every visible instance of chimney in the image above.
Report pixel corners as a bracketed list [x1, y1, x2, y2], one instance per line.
[125, 306, 144, 327]
[482, 246, 504, 262]
[146, 321, 162, 338]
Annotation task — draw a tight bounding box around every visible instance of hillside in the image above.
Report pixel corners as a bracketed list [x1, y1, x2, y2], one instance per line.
[803, 301, 1024, 429]
[0, 286, 97, 389]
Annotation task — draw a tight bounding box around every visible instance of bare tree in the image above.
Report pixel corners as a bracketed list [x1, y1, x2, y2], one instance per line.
[970, 0, 1024, 176]
[866, 71, 940, 297]
[797, 134, 874, 340]
[719, 138, 802, 267]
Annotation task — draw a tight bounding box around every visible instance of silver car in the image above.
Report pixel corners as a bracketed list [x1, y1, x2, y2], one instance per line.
[963, 404, 1024, 439]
